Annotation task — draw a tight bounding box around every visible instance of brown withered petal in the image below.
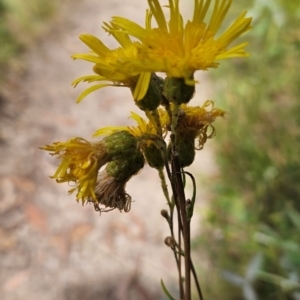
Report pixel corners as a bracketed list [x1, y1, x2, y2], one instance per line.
[90, 170, 132, 213]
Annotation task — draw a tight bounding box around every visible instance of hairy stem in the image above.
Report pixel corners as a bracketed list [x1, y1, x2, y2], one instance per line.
[158, 168, 171, 206]
[145, 109, 162, 136]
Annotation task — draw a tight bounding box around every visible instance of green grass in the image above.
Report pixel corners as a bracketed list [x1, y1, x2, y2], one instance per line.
[194, 1, 300, 299]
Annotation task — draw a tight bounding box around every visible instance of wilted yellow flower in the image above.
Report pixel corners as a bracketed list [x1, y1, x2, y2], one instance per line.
[71, 22, 151, 102]
[164, 100, 225, 166]
[178, 101, 225, 154]
[178, 100, 225, 134]
[111, 0, 252, 83]
[41, 131, 139, 203]
[161, 100, 224, 135]
[41, 138, 108, 202]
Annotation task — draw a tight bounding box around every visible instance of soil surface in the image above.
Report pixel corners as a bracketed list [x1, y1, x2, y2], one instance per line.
[0, 1, 217, 299]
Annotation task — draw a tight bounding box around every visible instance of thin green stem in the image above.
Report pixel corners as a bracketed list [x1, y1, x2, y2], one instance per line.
[159, 166, 183, 285]
[145, 109, 162, 136]
[158, 168, 171, 206]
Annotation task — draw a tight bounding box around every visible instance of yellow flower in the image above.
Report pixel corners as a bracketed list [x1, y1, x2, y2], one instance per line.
[161, 100, 225, 146]
[111, 0, 252, 83]
[71, 22, 151, 102]
[178, 100, 225, 134]
[94, 112, 167, 169]
[41, 131, 139, 204]
[162, 100, 225, 167]
[41, 138, 108, 202]
[180, 101, 225, 149]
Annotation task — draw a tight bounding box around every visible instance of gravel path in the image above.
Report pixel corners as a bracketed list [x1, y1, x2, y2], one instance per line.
[0, 1, 216, 299]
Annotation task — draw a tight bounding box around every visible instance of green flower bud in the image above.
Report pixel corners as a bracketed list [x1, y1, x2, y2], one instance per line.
[134, 73, 163, 111]
[168, 136, 195, 168]
[164, 77, 195, 105]
[104, 131, 138, 160]
[106, 150, 145, 182]
[143, 143, 165, 170]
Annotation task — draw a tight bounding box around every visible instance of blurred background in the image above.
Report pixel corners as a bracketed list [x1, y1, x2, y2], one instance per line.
[193, 1, 300, 300]
[1, 0, 300, 299]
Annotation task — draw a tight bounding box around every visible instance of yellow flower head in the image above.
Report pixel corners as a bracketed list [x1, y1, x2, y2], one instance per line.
[41, 138, 108, 202]
[111, 0, 252, 83]
[178, 100, 225, 133]
[180, 100, 225, 149]
[71, 22, 152, 102]
[93, 112, 167, 169]
[41, 131, 139, 204]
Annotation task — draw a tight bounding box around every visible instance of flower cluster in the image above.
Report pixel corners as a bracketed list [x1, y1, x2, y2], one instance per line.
[42, 0, 251, 213]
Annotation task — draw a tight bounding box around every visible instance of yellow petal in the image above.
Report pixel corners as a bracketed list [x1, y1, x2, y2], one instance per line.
[112, 16, 147, 40]
[71, 53, 103, 64]
[93, 126, 128, 137]
[133, 72, 151, 100]
[76, 84, 110, 103]
[148, 0, 168, 30]
[71, 75, 106, 87]
[79, 34, 110, 56]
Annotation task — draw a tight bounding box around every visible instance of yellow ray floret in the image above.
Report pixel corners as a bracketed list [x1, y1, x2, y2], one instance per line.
[93, 112, 158, 138]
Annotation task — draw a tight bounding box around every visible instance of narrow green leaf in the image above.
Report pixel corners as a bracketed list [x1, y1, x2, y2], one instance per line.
[184, 171, 196, 221]
[160, 279, 176, 300]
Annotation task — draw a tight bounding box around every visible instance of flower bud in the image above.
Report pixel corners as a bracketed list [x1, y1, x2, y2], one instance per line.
[106, 150, 145, 182]
[164, 77, 195, 105]
[104, 131, 138, 160]
[134, 73, 163, 111]
[143, 143, 165, 169]
[161, 209, 169, 220]
[168, 136, 195, 168]
[164, 236, 176, 248]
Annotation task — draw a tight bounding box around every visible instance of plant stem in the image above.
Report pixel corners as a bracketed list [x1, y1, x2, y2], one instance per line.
[190, 258, 204, 300]
[165, 161, 184, 299]
[158, 168, 171, 206]
[145, 109, 162, 136]
[172, 150, 191, 300]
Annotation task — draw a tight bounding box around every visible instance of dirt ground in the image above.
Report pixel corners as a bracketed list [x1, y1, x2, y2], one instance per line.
[0, 1, 217, 299]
